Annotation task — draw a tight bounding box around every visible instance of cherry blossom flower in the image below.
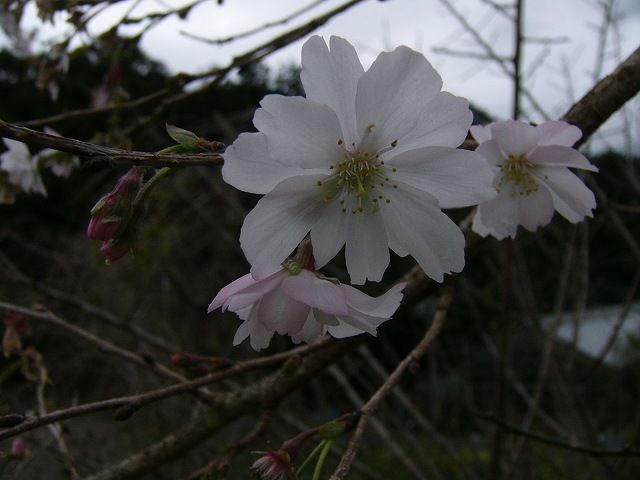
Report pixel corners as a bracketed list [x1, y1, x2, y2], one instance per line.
[0, 138, 46, 197]
[208, 261, 405, 351]
[252, 449, 294, 480]
[470, 120, 598, 239]
[222, 36, 495, 284]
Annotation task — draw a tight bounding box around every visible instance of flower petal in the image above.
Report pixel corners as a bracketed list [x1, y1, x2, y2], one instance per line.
[342, 282, 405, 318]
[534, 167, 596, 222]
[470, 123, 494, 143]
[355, 45, 443, 153]
[281, 269, 349, 316]
[258, 287, 310, 335]
[380, 184, 465, 282]
[386, 146, 496, 208]
[310, 199, 348, 267]
[384, 92, 473, 156]
[528, 145, 598, 172]
[301, 36, 364, 145]
[222, 133, 304, 194]
[290, 310, 325, 343]
[345, 210, 390, 284]
[327, 321, 367, 338]
[223, 271, 286, 312]
[208, 273, 257, 312]
[253, 94, 343, 169]
[472, 191, 521, 239]
[516, 184, 555, 232]
[240, 174, 326, 279]
[536, 121, 582, 147]
[476, 140, 507, 167]
[491, 120, 539, 156]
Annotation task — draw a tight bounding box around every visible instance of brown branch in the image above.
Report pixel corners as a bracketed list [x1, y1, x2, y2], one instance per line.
[0, 119, 222, 167]
[83, 338, 357, 480]
[0, 303, 333, 442]
[476, 413, 640, 458]
[565, 44, 640, 146]
[180, 411, 272, 480]
[329, 285, 455, 480]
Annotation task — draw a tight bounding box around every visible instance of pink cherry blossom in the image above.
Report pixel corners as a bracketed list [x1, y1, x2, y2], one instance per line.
[470, 120, 598, 239]
[208, 265, 405, 351]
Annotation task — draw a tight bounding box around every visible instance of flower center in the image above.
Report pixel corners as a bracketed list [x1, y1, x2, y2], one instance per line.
[498, 153, 538, 196]
[316, 137, 399, 214]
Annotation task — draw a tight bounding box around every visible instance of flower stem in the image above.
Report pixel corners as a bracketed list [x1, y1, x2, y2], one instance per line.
[311, 439, 332, 480]
[295, 440, 326, 477]
[133, 167, 173, 207]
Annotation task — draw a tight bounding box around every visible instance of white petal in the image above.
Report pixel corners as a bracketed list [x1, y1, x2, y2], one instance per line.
[476, 140, 507, 167]
[290, 310, 325, 344]
[528, 146, 598, 172]
[240, 174, 326, 279]
[281, 269, 349, 316]
[470, 123, 495, 143]
[491, 120, 540, 156]
[536, 121, 582, 146]
[386, 146, 496, 208]
[342, 282, 405, 318]
[233, 307, 274, 351]
[301, 36, 364, 145]
[327, 321, 366, 338]
[257, 287, 310, 335]
[344, 210, 390, 284]
[385, 92, 473, 156]
[533, 167, 596, 223]
[253, 94, 343, 169]
[208, 273, 256, 312]
[222, 133, 304, 194]
[516, 184, 555, 232]
[472, 191, 521, 239]
[2, 138, 30, 159]
[310, 199, 347, 267]
[379, 184, 465, 282]
[356, 46, 443, 152]
[334, 313, 379, 336]
[224, 271, 286, 312]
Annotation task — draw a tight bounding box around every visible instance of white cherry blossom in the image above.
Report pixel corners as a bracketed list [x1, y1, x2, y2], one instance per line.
[470, 120, 598, 239]
[222, 36, 495, 284]
[0, 138, 47, 197]
[208, 262, 405, 351]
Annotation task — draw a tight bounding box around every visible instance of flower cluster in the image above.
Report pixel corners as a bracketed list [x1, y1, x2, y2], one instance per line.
[208, 35, 597, 351]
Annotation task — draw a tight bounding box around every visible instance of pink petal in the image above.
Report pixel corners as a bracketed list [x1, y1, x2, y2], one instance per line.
[281, 270, 349, 316]
[208, 273, 257, 313]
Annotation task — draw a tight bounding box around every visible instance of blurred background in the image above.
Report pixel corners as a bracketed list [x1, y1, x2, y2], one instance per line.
[0, 1, 639, 479]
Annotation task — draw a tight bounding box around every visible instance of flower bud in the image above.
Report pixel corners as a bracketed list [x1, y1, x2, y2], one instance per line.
[3, 313, 27, 357]
[87, 167, 143, 241]
[11, 437, 26, 459]
[100, 239, 130, 265]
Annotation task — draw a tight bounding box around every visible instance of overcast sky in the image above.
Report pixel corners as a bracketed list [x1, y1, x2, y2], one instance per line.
[8, 0, 640, 152]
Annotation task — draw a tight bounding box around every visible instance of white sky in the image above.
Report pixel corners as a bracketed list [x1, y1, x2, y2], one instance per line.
[7, 0, 640, 152]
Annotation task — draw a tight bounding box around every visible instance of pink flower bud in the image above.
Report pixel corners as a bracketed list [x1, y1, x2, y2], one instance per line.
[11, 437, 26, 458]
[87, 167, 143, 241]
[100, 239, 129, 264]
[87, 195, 121, 240]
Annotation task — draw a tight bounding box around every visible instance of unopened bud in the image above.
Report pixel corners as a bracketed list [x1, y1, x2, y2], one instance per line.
[113, 403, 138, 421]
[10, 437, 26, 458]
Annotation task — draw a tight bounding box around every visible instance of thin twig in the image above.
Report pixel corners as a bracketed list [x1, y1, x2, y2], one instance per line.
[329, 285, 455, 480]
[477, 413, 640, 458]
